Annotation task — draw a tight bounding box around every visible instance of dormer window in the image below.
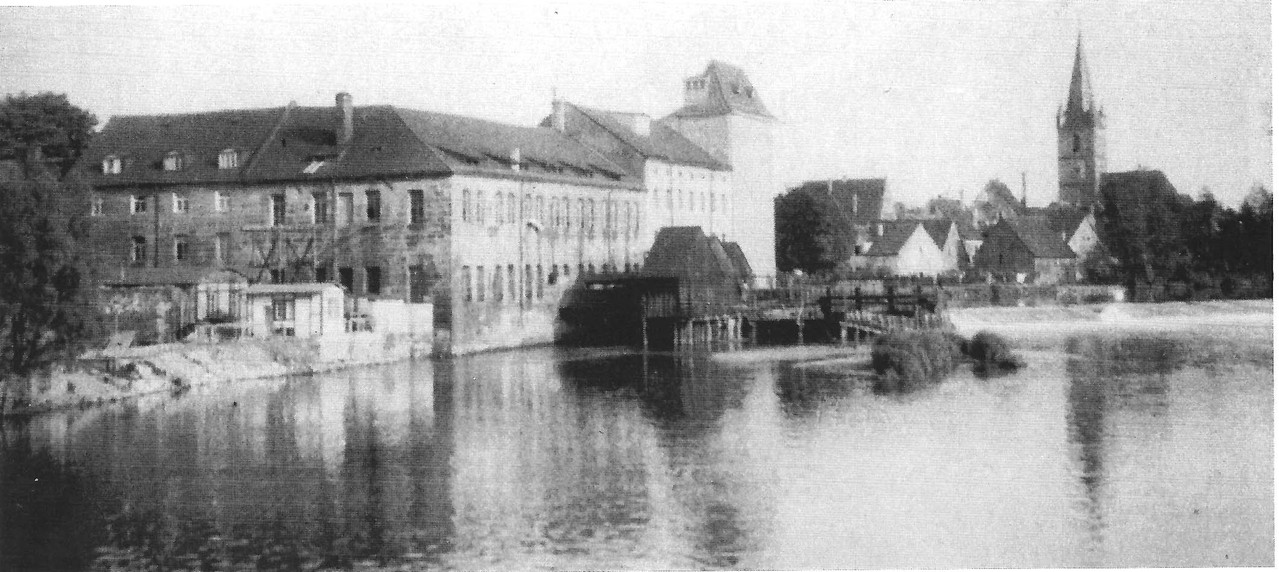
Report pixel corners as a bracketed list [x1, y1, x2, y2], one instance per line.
[218, 149, 239, 169]
[744, 86, 754, 98]
[163, 151, 184, 171]
[686, 78, 706, 90]
[101, 155, 122, 175]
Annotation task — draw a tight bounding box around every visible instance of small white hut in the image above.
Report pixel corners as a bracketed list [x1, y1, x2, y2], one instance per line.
[243, 283, 345, 339]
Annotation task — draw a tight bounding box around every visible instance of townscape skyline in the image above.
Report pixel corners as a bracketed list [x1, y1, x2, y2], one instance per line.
[1, 0, 1270, 207]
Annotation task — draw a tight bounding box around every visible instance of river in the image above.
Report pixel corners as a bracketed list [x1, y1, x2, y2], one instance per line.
[1, 313, 1272, 570]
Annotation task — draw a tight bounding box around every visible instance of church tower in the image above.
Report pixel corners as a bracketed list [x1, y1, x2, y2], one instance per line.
[1057, 35, 1106, 207]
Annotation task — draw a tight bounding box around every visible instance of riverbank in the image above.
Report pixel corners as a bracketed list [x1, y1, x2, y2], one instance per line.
[2, 332, 423, 416]
[949, 299, 1273, 336]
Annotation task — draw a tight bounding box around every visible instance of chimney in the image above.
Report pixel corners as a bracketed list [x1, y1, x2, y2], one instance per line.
[336, 92, 354, 144]
[552, 99, 567, 133]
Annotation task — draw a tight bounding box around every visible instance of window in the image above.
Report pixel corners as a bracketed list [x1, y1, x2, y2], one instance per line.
[102, 156, 122, 175]
[271, 194, 285, 226]
[271, 297, 292, 320]
[339, 267, 354, 292]
[462, 189, 471, 222]
[366, 266, 382, 295]
[476, 191, 486, 224]
[302, 192, 324, 224]
[90, 195, 103, 216]
[536, 264, 544, 299]
[173, 235, 189, 261]
[496, 192, 505, 224]
[507, 264, 516, 300]
[409, 189, 424, 224]
[172, 193, 188, 214]
[462, 266, 473, 302]
[408, 265, 430, 303]
[130, 236, 146, 264]
[524, 265, 533, 300]
[131, 195, 147, 215]
[493, 266, 504, 301]
[218, 149, 238, 169]
[338, 193, 353, 226]
[562, 197, 571, 231]
[563, 264, 570, 280]
[588, 199, 596, 236]
[536, 196, 544, 224]
[578, 199, 586, 232]
[365, 190, 381, 222]
[215, 191, 230, 213]
[163, 151, 183, 171]
[508, 192, 517, 223]
[270, 269, 284, 284]
[666, 189, 673, 209]
[1072, 133, 1082, 153]
[476, 266, 486, 301]
[214, 233, 229, 265]
[315, 266, 329, 284]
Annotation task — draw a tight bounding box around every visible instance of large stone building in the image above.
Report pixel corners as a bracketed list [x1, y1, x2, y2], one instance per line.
[663, 60, 780, 284]
[79, 94, 645, 355]
[77, 60, 779, 354]
[1057, 35, 1107, 208]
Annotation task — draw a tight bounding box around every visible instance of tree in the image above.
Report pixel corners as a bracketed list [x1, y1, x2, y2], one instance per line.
[0, 171, 95, 385]
[1097, 170, 1188, 286]
[775, 190, 840, 275]
[0, 92, 98, 176]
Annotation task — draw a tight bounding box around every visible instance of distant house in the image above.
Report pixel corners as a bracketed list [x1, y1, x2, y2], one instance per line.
[973, 182, 1026, 228]
[1025, 205, 1099, 259]
[972, 218, 1077, 283]
[854, 219, 958, 277]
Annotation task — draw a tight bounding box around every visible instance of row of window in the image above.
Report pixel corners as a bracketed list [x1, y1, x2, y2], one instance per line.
[99, 189, 429, 226]
[458, 262, 638, 304]
[460, 190, 642, 238]
[653, 188, 725, 214]
[101, 149, 239, 175]
[130, 234, 232, 265]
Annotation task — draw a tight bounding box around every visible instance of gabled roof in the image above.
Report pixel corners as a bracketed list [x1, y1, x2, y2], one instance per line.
[1002, 218, 1077, 259]
[716, 238, 753, 279]
[1024, 206, 1089, 237]
[919, 219, 954, 249]
[667, 60, 773, 119]
[554, 103, 730, 171]
[865, 221, 923, 257]
[79, 99, 640, 190]
[642, 226, 738, 280]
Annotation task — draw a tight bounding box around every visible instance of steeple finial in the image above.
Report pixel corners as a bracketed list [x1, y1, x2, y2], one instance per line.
[1065, 33, 1094, 116]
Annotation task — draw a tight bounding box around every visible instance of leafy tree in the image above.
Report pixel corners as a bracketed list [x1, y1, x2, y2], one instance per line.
[0, 92, 98, 176]
[775, 190, 839, 275]
[0, 170, 95, 386]
[1097, 170, 1188, 286]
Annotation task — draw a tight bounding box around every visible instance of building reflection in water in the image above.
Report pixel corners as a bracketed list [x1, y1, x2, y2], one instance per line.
[1064, 334, 1178, 561]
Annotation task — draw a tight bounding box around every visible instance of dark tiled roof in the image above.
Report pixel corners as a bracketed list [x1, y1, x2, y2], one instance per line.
[642, 226, 738, 280]
[559, 103, 729, 171]
[667, 60, 773, 119]
[78, 101, 639, 189]
[81, 107, 288, 186]
[1003, 219, 1077, 258]
[1024, 205, 1089, 237]
[102, 267, 247, 287]
[865, 221, 921, 257]
[919, 219, 954, 249]
[393, 107, 637, 185]
[1100, 170, 1177, 198]
[716, 238, 753, 279]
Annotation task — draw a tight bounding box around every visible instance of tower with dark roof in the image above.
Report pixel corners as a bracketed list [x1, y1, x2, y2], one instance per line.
[663, 60, 779, 283]
[1057, 35, 1107, 208]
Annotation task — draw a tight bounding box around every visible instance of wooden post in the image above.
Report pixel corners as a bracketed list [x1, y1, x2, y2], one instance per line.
[641, 294, 649, 351]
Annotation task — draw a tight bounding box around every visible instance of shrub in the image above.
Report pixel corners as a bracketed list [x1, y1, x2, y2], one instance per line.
[871, 330, 963, 383]
[966, 331, 1023, 370]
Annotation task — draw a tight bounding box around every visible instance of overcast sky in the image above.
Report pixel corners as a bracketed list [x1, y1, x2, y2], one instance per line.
[1, 1, 1270, 207]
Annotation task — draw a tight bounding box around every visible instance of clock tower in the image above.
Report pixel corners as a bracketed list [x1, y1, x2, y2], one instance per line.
[1057, 34, 1106, 208]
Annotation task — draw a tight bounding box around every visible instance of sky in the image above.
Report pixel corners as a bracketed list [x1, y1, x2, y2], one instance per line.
[0, 0, 1271, 208]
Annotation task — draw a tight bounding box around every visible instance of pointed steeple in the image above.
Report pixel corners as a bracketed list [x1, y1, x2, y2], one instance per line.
[1065, 33, 1094, 117]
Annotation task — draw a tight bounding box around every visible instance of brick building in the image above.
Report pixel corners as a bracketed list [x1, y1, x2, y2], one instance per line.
[78, 93, 645, 354]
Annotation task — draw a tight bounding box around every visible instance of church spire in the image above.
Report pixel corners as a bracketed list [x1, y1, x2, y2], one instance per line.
[1065, 33, 1094, 117]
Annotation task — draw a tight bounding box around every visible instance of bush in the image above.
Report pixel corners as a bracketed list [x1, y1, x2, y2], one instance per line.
[966, 331, 1023, 370]
[871, 330, 964, 383]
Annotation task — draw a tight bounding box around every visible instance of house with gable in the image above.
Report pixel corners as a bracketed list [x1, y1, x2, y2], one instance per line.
[1025, 205, 1099, 259]
[855, 219, 959, 277]
[972, 218, 1078, 283]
